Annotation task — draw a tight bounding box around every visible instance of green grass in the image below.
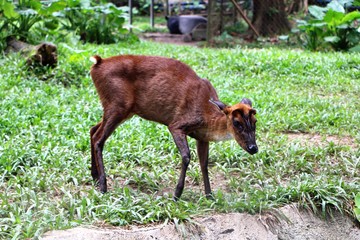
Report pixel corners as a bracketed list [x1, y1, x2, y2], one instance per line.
[0, 41, 359, 238]
[131, 15, 168, 33]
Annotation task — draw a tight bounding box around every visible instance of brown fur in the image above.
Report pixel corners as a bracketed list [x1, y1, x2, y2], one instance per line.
[90, 54, 258, 199]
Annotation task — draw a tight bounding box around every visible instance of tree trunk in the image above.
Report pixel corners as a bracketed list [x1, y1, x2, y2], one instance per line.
[250, 0, 291, 37]
[287, 0, 308, 14]
[5, 38, 57, 67]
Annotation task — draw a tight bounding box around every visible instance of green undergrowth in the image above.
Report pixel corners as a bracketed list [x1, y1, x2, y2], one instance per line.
[0, 41, 359, 238]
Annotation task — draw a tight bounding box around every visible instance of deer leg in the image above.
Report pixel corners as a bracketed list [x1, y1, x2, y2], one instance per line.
[169, 128, 190, 200]
[91, 111, 128, 193]
[90, 122, 101, 182]
[196, 140, 212, 198]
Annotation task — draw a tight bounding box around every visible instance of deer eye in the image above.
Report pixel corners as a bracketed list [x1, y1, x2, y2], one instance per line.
[233, 120, 243, 131]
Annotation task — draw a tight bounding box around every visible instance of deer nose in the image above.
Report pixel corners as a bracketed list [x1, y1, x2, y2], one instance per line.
[247, 144, 258, 155]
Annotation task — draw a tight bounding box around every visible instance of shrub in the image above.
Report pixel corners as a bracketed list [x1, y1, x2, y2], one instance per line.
[61, 0, 133, 44]
[0, 0, 66, 50]
[0, 0, 136, 51]
[295, 0, 360, 51]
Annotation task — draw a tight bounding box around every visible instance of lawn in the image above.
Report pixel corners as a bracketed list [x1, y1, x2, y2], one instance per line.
[0, 40, 359, 239]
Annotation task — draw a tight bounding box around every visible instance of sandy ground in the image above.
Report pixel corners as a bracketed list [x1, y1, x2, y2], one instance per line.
[42, 204, 360, 240]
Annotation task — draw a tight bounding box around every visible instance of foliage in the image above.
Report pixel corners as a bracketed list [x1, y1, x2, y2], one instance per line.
[0, 0, 134, 52]
[0, 0, 66, 49]
[295, 0, 360, 51]
[355, 193, 360, 221]
[223, 20, 249, 36]
[60, 0, 132, 44]
[129, 15, 168, 34]
[0, 41, 360, 238]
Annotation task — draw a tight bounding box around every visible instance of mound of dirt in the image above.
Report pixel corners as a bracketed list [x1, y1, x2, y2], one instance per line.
[42, 204, 359, 240]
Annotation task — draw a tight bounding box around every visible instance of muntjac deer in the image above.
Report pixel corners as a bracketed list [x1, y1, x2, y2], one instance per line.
[90, 55, 258, 200]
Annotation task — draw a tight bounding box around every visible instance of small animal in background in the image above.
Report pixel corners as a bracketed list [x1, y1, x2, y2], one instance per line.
[89, 54, 258, 199]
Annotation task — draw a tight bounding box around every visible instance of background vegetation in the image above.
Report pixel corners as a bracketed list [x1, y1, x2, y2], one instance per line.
[0, 0, 134, 51]
[294, 0, 360, 51]
[0, 40, 359, 239]
[1, 0, 360, 52]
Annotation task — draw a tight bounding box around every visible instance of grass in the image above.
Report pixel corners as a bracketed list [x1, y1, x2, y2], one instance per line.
[130, 15, 168, 34]
[0, 40, 359, 239]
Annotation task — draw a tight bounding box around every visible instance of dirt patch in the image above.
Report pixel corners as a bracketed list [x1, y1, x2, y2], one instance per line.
[42, 204, 359, 240]
[286, 133, 357, 148]
[141, 32, 204, 46]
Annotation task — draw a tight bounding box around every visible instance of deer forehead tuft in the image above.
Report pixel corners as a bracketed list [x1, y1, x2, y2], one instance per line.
[231, 103, 253, 115]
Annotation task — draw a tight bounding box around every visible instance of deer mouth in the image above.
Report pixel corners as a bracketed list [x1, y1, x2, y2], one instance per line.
[246, 144, 258, 155]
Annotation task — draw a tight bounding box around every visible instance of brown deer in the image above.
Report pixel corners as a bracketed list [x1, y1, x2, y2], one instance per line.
[89, 55, 258, 199]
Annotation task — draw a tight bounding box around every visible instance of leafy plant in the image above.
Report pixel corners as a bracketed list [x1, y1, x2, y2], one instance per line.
[295, 18, 327, 51]
[295, 0, 360, 51]
[0, 0, 66, 45]
[61, 0, 133, 44]
[0, 0, 136, 51]
[355, 193, 360, 221]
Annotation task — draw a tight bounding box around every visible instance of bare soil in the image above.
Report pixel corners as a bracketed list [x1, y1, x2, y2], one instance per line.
[286, 132, 357, 148]
[141, 32, 203, 46]
[42, 204, 360, 240]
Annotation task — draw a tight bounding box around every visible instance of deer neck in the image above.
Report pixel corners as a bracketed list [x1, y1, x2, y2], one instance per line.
[208, 114, 233, 141]
[192, 113, 233, 142]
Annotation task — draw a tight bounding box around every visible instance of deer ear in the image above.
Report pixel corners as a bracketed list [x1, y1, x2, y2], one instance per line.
[241, 98, 252, 107]
[209, 99, 227, 111]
